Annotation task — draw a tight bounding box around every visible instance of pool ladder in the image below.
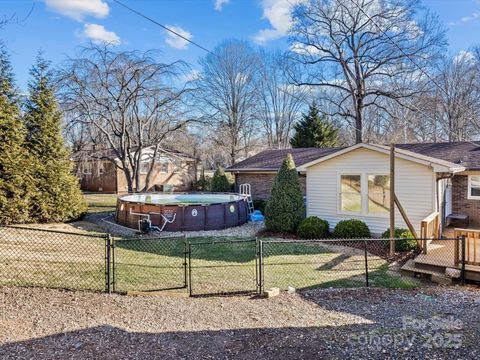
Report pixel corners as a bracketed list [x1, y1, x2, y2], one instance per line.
[239, 183, 255, 214]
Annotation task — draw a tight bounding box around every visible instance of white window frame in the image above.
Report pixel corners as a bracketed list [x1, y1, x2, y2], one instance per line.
[139, 161, 151, 175]
[160, 162, 169, 174]
[467, 175, 480, 200]
[97, 163, 104, 176]
[366, 174, 390, 217]
[82, 163, 92, 175]
[337, 172, 363, 216]
[337, 172, 390, 217]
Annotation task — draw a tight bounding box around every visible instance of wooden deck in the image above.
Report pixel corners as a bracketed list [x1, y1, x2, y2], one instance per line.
[401, 227, 480, 282]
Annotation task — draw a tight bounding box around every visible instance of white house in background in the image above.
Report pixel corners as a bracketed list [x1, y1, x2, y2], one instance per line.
[296, 143, 464, 235]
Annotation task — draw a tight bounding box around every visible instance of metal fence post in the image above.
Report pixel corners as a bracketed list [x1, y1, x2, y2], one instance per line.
[364, 240, 369, 287]
[188, 243, 192, 296]
[258, 239, 264, 294]
[111, 234, 115, 293]
[183, 234, 188, 289]
[105, 234, 112, 294]
[461, 235, 466, 285]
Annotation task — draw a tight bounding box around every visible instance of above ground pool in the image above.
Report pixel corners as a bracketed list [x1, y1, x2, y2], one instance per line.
[115, 193, 249, 232]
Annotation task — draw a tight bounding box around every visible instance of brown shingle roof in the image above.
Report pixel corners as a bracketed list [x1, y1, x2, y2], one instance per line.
[227, 141, 480, 172]
[226, 147, 346, 172]
[396, 141, 480, 170]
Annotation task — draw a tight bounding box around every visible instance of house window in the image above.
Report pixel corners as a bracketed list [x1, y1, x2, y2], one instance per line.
[82, 163, 92, 175]
[339, 175, 362, 213]
[368, 175, 390, 214]
[338, 173, 390, 216]
[468, 175, 480, 199]
[160, 162, 169, 174]
[97, 163, 104, 176]
[139, 161, 150, 174]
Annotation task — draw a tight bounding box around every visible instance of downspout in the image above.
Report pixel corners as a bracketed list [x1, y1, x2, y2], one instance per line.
[436, 173, 455, 235]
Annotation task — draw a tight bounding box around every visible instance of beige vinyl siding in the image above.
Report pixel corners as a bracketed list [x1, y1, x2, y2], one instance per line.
[306, 147, 436, 235]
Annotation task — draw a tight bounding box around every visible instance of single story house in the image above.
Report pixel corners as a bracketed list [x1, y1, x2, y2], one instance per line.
[72, 146, 196, 193]
[227, 141, 480, 235]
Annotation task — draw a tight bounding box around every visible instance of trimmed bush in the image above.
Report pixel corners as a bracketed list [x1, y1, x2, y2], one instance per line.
[210, 167, 231, 192]
[253, 199, 267, 214]
[333, 219, 371, 239]
[297, 216, 329, 239]
[381, 227, 409, 239]
[380, 227, 418, 252]
[264, 153, 305, 233]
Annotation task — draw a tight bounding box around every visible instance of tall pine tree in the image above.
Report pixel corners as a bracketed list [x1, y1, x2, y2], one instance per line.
[24, 54, 86, 222]
[290, 102, 339, 148]
[0, 45, 32, 224]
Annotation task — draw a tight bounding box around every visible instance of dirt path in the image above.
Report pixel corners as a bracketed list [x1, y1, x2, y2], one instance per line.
[1, 286, 479, 359]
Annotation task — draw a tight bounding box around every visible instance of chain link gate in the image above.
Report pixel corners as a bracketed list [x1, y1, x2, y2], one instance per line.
[111, 236, 188, 293]
[188, 239, 258, 296]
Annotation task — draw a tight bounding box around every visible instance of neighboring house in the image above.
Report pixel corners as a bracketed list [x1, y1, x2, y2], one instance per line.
[72, 147, 196, 193]
[226, 141, 480, 234]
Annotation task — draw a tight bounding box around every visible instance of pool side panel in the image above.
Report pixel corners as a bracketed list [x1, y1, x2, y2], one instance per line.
[116, 194, 249, 232]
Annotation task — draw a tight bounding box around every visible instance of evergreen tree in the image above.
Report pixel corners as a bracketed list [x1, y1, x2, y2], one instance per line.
[264, 153, 305, 233]
[23, 54, 86, 222]
[210, 167, 231, 192]
[290, 102, 339, 148]
[0, 45, 31, 224]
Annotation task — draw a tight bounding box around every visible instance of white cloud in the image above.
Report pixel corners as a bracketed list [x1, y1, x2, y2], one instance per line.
[44, 0, 109, 21]
[165, 25, 192, 50]
[449, 10, 480, 26]
[80, 23, 121, 45]
[454, 50, 476, 64]
[182, 69, 201, 82]
[461, 10, 480, 23]
[214, 0, 230, 11]
[253, 0, 305, 45]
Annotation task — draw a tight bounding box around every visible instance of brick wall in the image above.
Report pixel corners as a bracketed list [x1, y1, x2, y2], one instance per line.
[452, 173, 480, 226]
[76, 160, 117, 192]
[234, 172, 306, 200]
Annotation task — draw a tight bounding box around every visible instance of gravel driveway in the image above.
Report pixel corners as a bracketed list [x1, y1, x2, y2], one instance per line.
[0, 286, 479, 359]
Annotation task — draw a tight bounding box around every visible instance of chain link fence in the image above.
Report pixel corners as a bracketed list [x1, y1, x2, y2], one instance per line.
[112, 236, 187, 293]
[188, 239, 258, 296]
[0, 225, 108, 291]
[0, 225, 467, 296]
[259, 238, 462, 292]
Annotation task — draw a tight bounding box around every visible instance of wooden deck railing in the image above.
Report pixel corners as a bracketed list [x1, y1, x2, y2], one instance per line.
[454, 229, 480, 266]
[420, 211, 440, 254]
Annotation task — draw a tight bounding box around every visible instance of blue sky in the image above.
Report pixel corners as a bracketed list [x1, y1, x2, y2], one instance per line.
[1, 0, 480, 91]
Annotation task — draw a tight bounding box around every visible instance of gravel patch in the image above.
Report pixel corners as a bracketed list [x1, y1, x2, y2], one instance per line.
[0, 286, 479, 359]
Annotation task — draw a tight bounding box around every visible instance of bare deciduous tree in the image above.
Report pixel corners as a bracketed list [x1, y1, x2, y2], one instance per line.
[258, 50, 308, 149]
[290, 0, 446, 143]
[194, 40, 260, 165]
[60, 45, 190, 192]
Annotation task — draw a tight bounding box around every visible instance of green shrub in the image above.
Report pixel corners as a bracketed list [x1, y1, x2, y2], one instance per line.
[253, 199, 267, 214]
[297, 216, 329, 239]
[210, 167, 231, 192]
[380, 228, 418, 252]
[264, 153, 305, 233]
[381, 228, 409, 239]
[333, 219, 371, 238]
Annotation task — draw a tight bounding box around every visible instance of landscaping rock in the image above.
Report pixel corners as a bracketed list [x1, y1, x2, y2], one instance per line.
[264, 287, 280, 298]
[431, 273, 453, 285]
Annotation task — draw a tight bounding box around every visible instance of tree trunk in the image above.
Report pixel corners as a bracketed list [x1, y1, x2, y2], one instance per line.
[355, 97, 363, 144]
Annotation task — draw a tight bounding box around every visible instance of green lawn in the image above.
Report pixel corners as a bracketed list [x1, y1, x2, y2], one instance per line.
[83, 193, 118, 213]
[0, 226, 421, 295]
[113, 237, 421, 295]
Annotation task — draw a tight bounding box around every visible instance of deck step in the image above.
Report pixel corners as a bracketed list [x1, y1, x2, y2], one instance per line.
[401, 259, 446, 277]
